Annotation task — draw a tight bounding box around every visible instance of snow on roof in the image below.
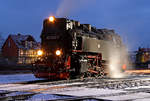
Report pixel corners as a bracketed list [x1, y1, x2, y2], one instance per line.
[0, 36, 5, 51]
[10, 34, 39, 50]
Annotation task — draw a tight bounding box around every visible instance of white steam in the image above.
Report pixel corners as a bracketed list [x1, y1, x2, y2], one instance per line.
[56, 0, 95, 17]
[108, 45, 129, 78]
[56, 0, 76, 17]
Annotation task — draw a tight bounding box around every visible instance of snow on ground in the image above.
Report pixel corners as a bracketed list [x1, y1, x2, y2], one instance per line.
[48, 87, 126, 97]
[100, 92, 150, 101]
[44, 86, 150, 101]
[1, 74, 150, 100]
[125, 86, 150, 90]
[27, 94, 74, 101]
[134, 98, 150, 101]
[0, 73, 42, 84]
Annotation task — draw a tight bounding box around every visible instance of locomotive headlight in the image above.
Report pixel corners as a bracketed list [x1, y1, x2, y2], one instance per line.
[37, 50, 43, 56]
[49, 16, 55, 22]
[56, 50, 61, 56]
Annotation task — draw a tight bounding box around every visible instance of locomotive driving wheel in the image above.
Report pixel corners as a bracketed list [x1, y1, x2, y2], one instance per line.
[94, 66, 105, 78]
[80, 71, 92, 79]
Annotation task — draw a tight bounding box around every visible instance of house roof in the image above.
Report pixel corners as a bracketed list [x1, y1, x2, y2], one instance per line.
[10, 34, 39, 50]
[0, 35, 5, 52]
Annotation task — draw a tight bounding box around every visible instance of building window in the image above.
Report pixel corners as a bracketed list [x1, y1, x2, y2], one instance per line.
[18, 49, 39, 64]
[25, 41, 33, 48]
[29, 41, 33, 48]
[25, 41, 28, 48]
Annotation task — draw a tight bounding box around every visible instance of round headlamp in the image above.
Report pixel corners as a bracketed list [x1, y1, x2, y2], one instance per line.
[56, 50, 61, 56]
[49, 16, 55, 22]
[37, 50, 43, 56]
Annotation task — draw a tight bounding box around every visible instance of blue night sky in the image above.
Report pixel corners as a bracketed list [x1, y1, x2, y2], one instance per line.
[0, 0, 150, 50]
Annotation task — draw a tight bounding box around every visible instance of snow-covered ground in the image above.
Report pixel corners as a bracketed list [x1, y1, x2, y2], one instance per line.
[0, 73, 42, 84]
[1, 74, 150, 100]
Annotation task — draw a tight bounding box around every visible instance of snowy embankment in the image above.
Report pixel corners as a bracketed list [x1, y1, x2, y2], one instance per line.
[0, 74, 42, 84]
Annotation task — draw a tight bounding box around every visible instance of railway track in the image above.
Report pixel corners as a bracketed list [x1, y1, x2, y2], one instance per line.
[1, 75, 150, 100]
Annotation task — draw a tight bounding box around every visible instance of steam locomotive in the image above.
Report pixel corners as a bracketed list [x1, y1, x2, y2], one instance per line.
[33, 16, 126, 79]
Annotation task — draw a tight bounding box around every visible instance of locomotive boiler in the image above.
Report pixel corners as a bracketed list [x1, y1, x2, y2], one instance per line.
[33, 16, 126, 79]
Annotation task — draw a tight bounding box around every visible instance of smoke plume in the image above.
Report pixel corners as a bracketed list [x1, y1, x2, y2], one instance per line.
[56, 0, 95, 17]
[108, 44, 129, 78]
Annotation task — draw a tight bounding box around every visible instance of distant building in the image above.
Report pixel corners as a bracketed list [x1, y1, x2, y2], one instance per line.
[2, 34, 40, 64]
[0, 35, 5, 56]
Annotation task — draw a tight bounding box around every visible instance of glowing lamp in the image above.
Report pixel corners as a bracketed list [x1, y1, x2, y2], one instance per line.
[56, 50, 61, 56]
[49, 16, 55, 22]
[37, 50, 43, 56]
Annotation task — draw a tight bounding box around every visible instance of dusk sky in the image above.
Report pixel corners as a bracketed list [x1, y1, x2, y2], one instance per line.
[0, 0, 150, 50]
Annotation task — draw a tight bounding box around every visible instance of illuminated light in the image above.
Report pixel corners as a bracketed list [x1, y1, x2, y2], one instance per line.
[125, 70, 150, 74]
[108, 59, 126, 78]
[37, 50, 43, 56]
[122, 64, 127, 70]
[49, 16, 55, 22]
[56, 50, 61, 56]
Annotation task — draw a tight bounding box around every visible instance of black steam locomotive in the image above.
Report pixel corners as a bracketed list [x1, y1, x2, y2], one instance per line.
[33, 16, 126, 79]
